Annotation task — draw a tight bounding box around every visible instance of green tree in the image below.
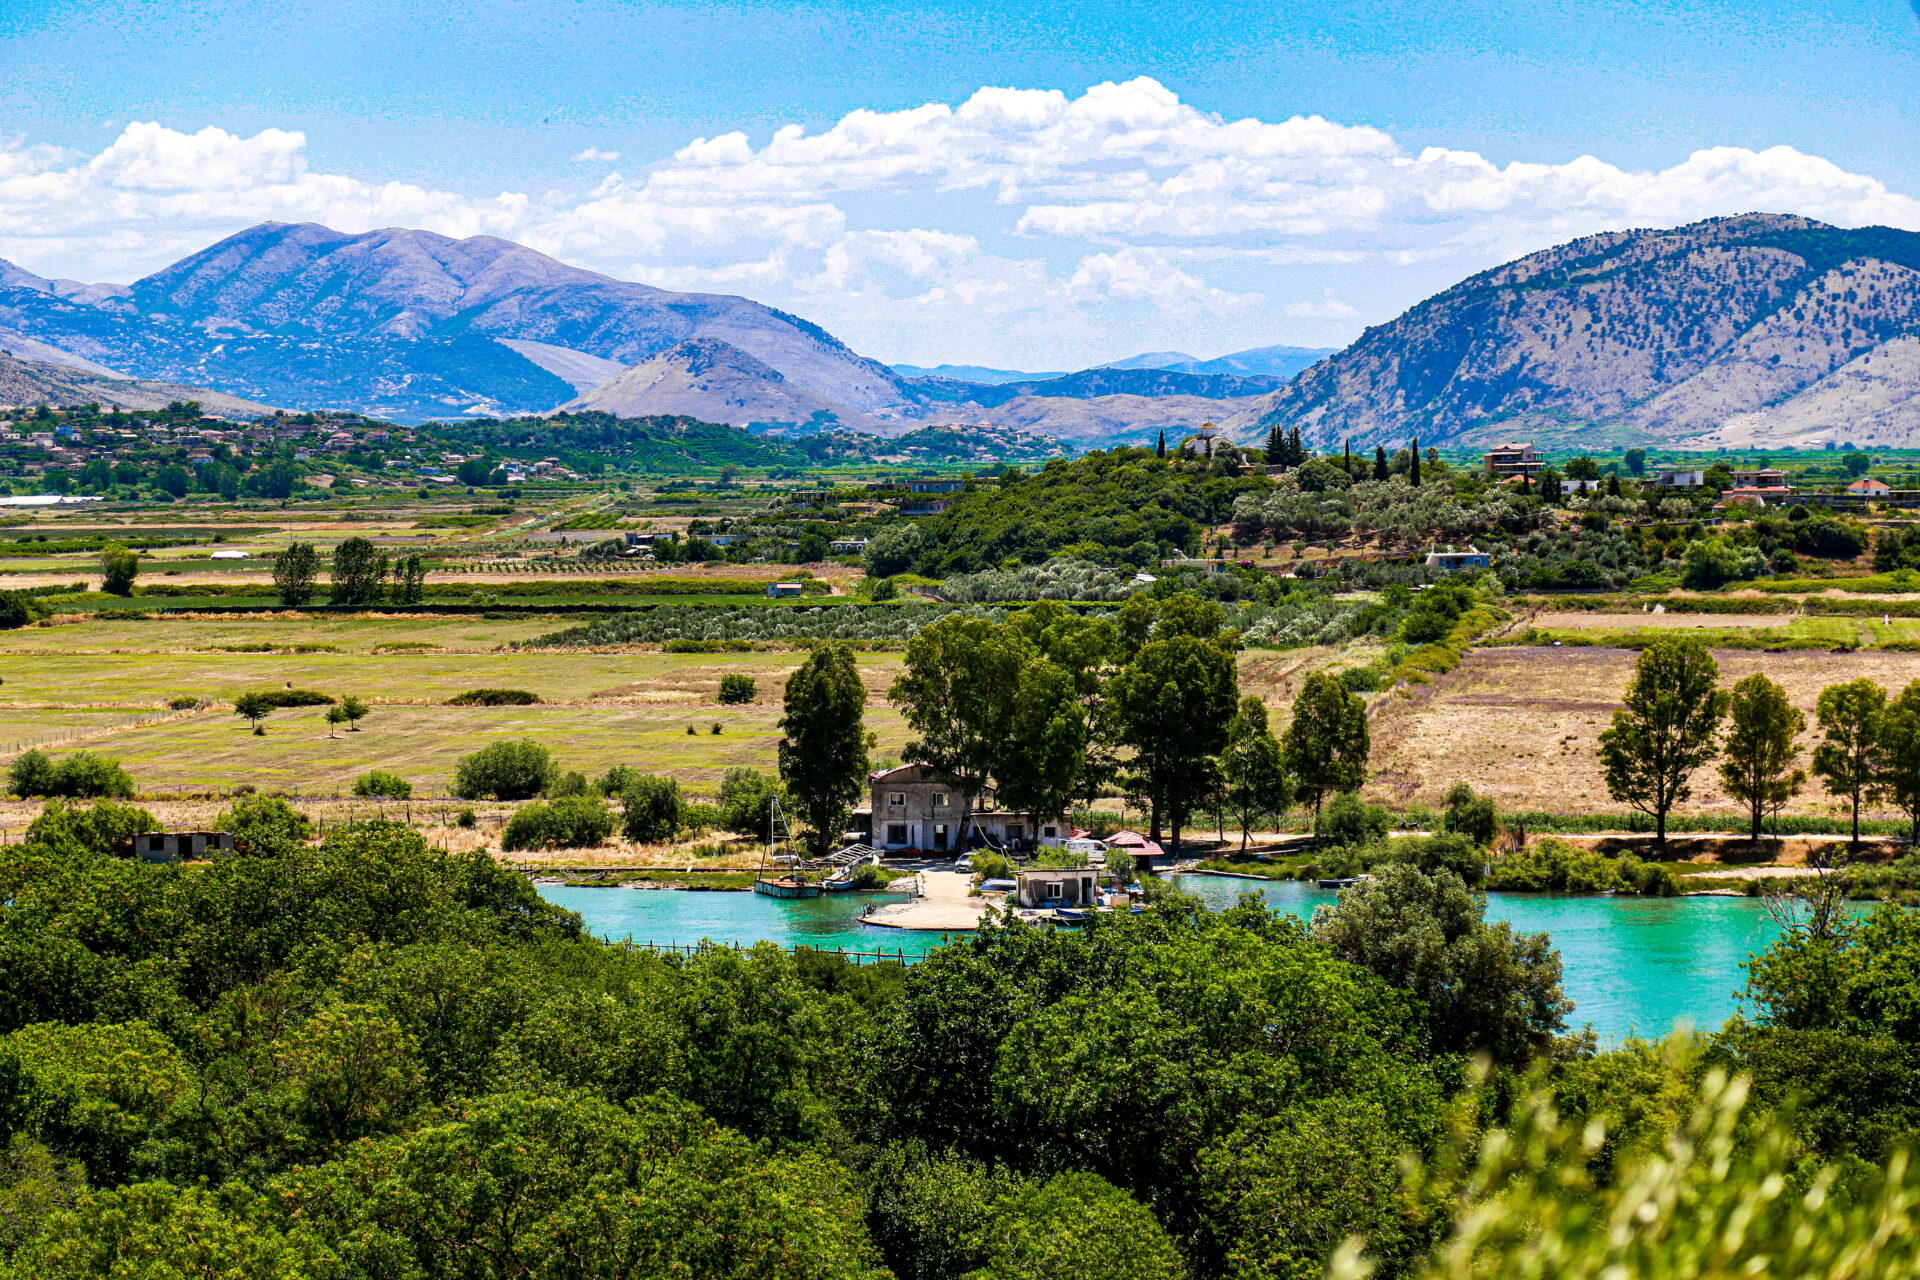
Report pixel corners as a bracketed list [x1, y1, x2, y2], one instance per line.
[1220, 695, 1289, 850]
[619, 774, 683, 843]
[8, 749, 57, 798]
[453, 740, 557, 800]
[995, 659, 1088, 835]
[96, 542, 137, 595]
[1876, 680, 1920, 847]
[504, 794, 616, 851]
[1812, 677, 1888, 851]
[273, 540, 319, 607]
[1108, 632, 1237, 853]
[718, 673, 757, 704]
[1565, 454, 1601, 481]
[216, 793, 310, 851]
[891, 615, 1029, 841]
[233, 692, 272, 735]
[1718, 673, 1806, 842]
[390, 552, 427, 605]
[1442, 781, 1498, 846]
[1844, 450, 1872, 477]
[1311, 863, 1570, 1065]
[1596, 637, 1728, 849]
[324, 704, 349, 737]
[782, 644, 871, 856]
[1282, 671, 1370, 822]
[718, 766, 783, 838]
[1624, 447, 1647, 476]
[971, 1171, 1186, 1280]
[339, 694, 369, 731]
[328, 536, 388, 607]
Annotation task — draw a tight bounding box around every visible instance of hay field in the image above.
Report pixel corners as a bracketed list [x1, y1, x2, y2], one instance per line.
[0, 612, 916, 796]
[1366, 643, 1920, 819]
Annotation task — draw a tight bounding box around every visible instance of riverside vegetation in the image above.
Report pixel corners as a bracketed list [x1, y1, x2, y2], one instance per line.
[6, 795, 1920, 1278]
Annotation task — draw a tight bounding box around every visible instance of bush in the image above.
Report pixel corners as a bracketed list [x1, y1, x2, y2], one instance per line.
[249, 689, 335, 708]
[0, 591, 33, 630]
[594, 765, 640, 796]
[453, 740, 558, 801]
[1373, 831, 1486, 886]
[971, 851, 1014, 882]
[718, 766, 782, 837]
[717, 674, 757, 704]
[1339, 666, 1381, 692]
[619, 775, 682, 843]
[456, 808, 476, 829]
[446, 688, 541, 706]
[25, 798, 160, 857]
[167, 695, 199, 710]
[1483, 836, 1667, 893]
[1794, 514, 1868, 559]
[353, 770, 413, 800]
[1681, 536, 1765, 589]
[9, 750, 134, 800]
[1316, 791, 1391, 848]
[1442, 781, 1498, 846]
[501, 794, 615, 851]
[215, 795, 311, 853]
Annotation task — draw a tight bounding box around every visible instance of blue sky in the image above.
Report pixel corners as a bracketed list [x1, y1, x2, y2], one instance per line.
[4, 0, 1920, 368]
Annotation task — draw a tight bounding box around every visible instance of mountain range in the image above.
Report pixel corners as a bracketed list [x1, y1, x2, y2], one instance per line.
[0, 222, 1302, 437]
[1251, 213, 1920, 450]
[10, 213, 1920, 451]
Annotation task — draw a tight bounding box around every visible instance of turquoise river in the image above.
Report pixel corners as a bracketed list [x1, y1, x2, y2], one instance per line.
[538, 876, 1853, 1043]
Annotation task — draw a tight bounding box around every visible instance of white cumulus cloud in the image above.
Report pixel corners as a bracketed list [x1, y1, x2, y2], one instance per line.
[3, 80, 1920, 367]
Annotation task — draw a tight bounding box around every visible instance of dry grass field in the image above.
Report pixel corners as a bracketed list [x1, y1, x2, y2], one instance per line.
[1366, 642, 1920, 819]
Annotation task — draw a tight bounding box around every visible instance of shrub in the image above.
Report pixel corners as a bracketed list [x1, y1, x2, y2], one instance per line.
[167, 695, 199, 710]
[0, 591, 33, 630]
[446, 688, 541, 706]
[595, 765, 640, 796]
[551, 771, 591, 798]
[215, 795, 311, 853]
[501, 794, 615, 851]
[1316, 791, 1391, 848]
[10, 750, 134, 800]
[619, 775, 682, 843]
[1442, 781, 1498, 846]
[251, 689, 334, 708]
[1372, 831, 1486, 885]
[1794, 514, 1867, 559]
[679, 802, 723, 834]
[25, 798, 159, 857]
[353, 770, 413, 800]
[1339, 666, 1381, 692]
[971, 851, 1014, 882]
[456, 808, 476, 829]
[718, 766, 782, 837]
[1485, 836, 1628, 892]
[717, 673, 757, 704]
[453, 740, 558, 801]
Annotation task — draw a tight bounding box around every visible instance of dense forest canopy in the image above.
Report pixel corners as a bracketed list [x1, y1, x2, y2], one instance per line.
[2, 795, 1920, 1277]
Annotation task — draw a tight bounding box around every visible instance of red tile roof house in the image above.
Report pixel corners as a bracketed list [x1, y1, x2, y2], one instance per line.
[1848, 477, 1893, 495]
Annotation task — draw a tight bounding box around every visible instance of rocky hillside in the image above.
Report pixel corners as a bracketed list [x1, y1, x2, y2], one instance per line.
[559, 338, 887, 432]
[0, 350, 271, 416]
[1251, 214, 1920, 450]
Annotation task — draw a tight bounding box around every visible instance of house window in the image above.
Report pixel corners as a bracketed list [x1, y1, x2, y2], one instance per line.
[1042, 825, 1058, 838]
[934, 823, 949, 850]
[886, 824, 908, 845]
[932, 792, 948, 808]
[1045, 881, 1063, 900]
[888, 792, 905, 807]
[1006, 824, 1023, 842]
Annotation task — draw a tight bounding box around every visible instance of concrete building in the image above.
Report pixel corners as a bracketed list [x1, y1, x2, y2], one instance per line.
[1482, 442, 1545, 479]
[1424, 546, 1491, 572]
[1016, 866, 1099, 909]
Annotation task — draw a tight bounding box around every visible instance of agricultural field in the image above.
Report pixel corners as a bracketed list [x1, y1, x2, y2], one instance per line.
[1364, 641, 1920, 820]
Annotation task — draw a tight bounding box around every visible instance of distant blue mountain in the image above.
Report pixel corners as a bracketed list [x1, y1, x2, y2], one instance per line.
[890, 363, 1066, 383]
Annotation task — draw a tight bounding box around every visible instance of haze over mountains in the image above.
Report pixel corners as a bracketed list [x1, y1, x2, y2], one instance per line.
[10, 214, 1920, 451]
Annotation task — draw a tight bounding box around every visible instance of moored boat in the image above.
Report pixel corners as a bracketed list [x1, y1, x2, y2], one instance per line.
[754, 876, 823, 899]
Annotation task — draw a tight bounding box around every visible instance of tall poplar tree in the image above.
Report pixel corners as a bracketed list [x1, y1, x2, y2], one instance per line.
[1875, 680, 1920, 847]
[1718, 673, 1805, 842]
[1812, 677, 1887, 852]
[778, 643, 871, 857]
[1282, 672, 1370, 823]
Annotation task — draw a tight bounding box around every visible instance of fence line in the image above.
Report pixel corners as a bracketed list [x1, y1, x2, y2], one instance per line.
[619, 939, 925, 966]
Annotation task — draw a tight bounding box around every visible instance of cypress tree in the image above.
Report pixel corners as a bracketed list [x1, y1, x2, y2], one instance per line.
[1156, 429, 1166, 459]
[1410, 437, 1422, 487]
[1265, 421, 1286, 464]
[1374, 446, 1389, 481]
[1287, 426, 1304, 468]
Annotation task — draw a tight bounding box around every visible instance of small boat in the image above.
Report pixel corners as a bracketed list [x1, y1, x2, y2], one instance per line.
[754, 876, 823, 899]
[1317, 877, 1359, 889]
